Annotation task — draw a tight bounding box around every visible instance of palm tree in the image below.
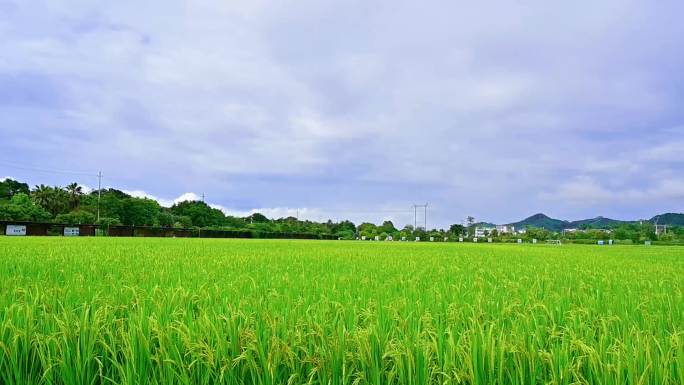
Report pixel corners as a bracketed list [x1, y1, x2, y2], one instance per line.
[31, 185, 69, 216]
[65, 182, 83, 210]
[31, 184, 52, 209]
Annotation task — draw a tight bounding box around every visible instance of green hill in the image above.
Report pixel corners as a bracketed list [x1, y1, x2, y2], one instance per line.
[568, 216, 627, 229]
[651, 213, 684, 226]
[508, 213, 568, 232]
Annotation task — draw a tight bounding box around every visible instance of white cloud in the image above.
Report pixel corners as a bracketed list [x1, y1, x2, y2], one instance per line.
[2, 1, 684, 225]
[122, 188, 330, 220]
[639, 141, 684, 163]
[121, 190, 201, 208]
[78, 184, 93, 194]
[543, 177, 684, 206]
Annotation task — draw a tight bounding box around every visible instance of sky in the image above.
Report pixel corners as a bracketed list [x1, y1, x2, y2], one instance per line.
[1, 0, 683, 228]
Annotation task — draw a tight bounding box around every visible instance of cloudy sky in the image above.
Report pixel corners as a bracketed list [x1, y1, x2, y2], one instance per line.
[1, 0, 683, 227]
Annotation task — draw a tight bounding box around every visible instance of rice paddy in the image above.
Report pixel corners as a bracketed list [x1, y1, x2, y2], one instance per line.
[0, 237, 682, 384]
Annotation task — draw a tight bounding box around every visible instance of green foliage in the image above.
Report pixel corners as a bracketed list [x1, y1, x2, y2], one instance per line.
[55, 210, 97, 225]
[247, 212, 269, 223]
[0, 239, 682, 384]
[120, 198, 161, 226]
[0, 178, 29, 199]
[0, 193, 51, 221]
[449, 223, 465, 235]
[3, 178, 683, 242]
[173, 215, 193, 229]
[31, 184, 70, 216]
[170, 201, 224, 227]
[158, 211, 174, 227]
[96, 217, 122, 229]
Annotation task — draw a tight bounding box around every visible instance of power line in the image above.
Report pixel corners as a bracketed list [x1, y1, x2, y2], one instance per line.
[0, 160, 98, 177]
[1, 160, 432, 225]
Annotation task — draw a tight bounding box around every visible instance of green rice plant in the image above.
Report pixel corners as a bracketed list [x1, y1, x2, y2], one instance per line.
[0, 237, 682, 384]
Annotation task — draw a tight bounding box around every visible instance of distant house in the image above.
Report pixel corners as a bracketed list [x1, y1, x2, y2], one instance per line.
[474, 226, 494, 238]
[496, 225, 515, 234]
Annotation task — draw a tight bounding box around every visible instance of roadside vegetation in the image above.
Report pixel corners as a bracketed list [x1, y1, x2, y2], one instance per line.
[1, 178, 683, 243]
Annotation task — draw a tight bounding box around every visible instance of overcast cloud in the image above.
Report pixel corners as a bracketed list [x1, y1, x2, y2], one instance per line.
[1, 0, 683, 227]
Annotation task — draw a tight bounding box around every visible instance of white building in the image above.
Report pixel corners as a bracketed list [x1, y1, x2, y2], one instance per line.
[496, 225, 515, 234]
[474, 227, 494, 238]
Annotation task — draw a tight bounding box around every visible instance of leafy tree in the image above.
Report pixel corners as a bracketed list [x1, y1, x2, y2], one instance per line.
[247, 213, 269, 224]
[224, 216, 248, 229]
[524, 227, 550, 241]
[335, 220, 356, 234]
[31, 185, 69, 216]
[120, 198, 161, 226]
[158, 212, 175, 227]
[55, 210, 97, 225]
[170, 201, 224, 227]
[0, 193, 52, 221]
[96, 217, 122, 231]
[380, 220, 397, 234]
[173, 215, 193, 228]
[0, 178, 29, 199]
[449, 224, 465, 235]
[357, 222, 378, 238]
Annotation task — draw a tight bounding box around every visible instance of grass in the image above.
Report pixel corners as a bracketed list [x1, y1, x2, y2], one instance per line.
[0, 237, 682, 384]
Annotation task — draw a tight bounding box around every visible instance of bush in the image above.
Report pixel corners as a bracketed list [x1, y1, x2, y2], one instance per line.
[55, 210, 96, 225]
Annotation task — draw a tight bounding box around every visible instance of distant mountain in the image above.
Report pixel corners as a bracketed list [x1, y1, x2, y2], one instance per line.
[651, 213, 684, 226]
[497, 212, 683, 232]
[568, 216, 628, 229]
[508, 213, 568, 232]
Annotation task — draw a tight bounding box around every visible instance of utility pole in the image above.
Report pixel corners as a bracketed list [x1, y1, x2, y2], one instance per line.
[412, 203, 428, 230]
[96, 171, 102, 222]
[424, 203, 428, 230]
[201, 193, 205, 203]
[296, 208, 299, 221]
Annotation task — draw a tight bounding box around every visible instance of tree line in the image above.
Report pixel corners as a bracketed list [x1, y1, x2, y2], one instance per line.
[1, 178, 681, 242]
[0, 178, 466, 239]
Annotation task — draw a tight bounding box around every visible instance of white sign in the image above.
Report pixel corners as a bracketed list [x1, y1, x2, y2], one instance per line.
[401, 236, 406, 241]
[487, 238, 492, 243]
[473, 237, 478, 243]
[459, 237, 463, 242]
[532, 239, 537, 244]
[387, 235, 393, 241]
[608, 239, 613, 245]
[361, 236, 366, 241]
[64, 227, 80, 236]
[517, 239, 522, 244]
[6, 225, 26, 236]
[429, 236, 434, 242]
[415, 237, 420, 242]
[374, 236, 380, 241]
[645, 240, 651, 246]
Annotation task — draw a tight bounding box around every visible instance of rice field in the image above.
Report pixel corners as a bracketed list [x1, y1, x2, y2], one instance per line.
[0, 237, 682, 385]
